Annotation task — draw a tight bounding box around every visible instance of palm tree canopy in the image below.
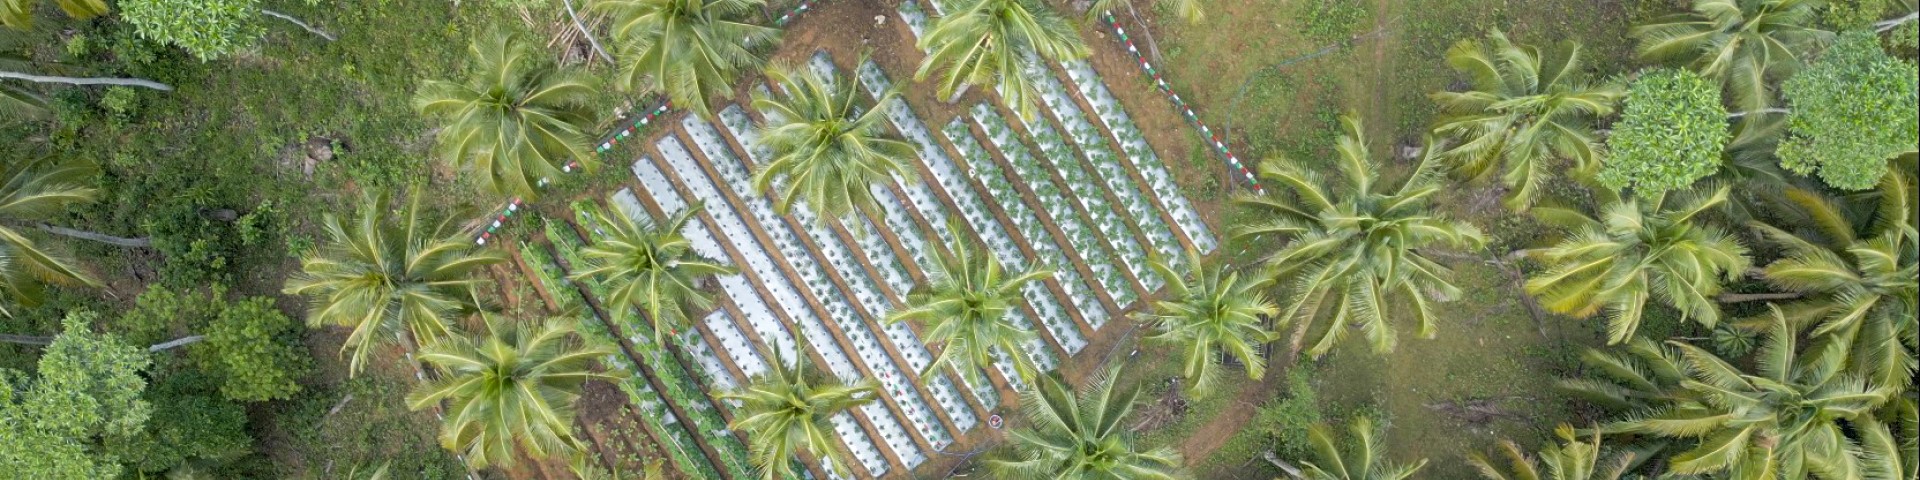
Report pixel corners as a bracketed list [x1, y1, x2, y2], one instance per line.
[415, 30, 600, 199]
[1142, 247, 1279, 397]
[887, 221, 1050, 385]
[914, 0, 1088, 118]
[1293, 417, 1428, 480]
[722, 342, 878, 480]
[283, 190, 507, 375]
[571, 201, 736, 345]
[1588, 309, 1892, 479]
[1233, 116, 1485, 358]
[751, 61, 918, 221]
[1631, 0, 1830, 112]
[408, 315, 622, 469]
[1525, 185, 1752, 344]
[597, 0, 779, 118]
[1748, 167, 1917, 390]
[0, 155, 101, 316]
[1, 0, 108, 30]
[989, 364, 1188, 479]
[1431, 30, 1623, 210]
[1470, 424, 1635, 480]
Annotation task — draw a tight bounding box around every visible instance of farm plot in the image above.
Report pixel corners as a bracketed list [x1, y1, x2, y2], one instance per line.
[499, 10, 1213, 476]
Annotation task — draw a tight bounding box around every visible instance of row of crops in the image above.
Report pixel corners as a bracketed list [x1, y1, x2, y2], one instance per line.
[503, 11, 1215, 474]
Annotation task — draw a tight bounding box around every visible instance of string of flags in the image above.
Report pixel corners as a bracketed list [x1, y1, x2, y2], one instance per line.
[1101, 11, 1266, 196]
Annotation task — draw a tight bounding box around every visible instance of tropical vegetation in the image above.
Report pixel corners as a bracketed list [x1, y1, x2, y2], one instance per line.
[750, 61, 917, 221]
[887, 221, 1051, 384]
[0, 155, 100, 316]
[1431, 30, 1622, 209]
[283, 190, 506, 375]
[1631, 0, 1830, 112]
[415, 30, 600, 199]
[989, 364, 1186, 479]
[1234, 116, 1485, 357]
[407, 315, 621, 469]
[570, 202, 735, 345]
[916, 0, 1088, 118]
[597, 0, 779, 118]
[722, 344, 879, 480]
[1524, 185, 1751, 344]
[1280, 416, 1427, 480]
[1141, 247, 1278, 397]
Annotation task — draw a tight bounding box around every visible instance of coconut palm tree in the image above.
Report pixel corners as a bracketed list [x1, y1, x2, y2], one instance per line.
[1282, 417, 1427, 480]
[283, 190, 506, 375]
[1631, 0, 1830, 113]
[597, 0, 778, 118]
[1233, 117, 1485, 358]
[722, 343, 879, 480]
[915, 0, 1088, 119]
[1469, 425, 1637, 480]
[0, 155, 101, 316]
[989, 364, 1186, 479]
[1581, 309, 1891, 479]
[1, 0, 107, 29]
[570, 201, 735, 345]
[1525, 185, 1752, 344]
[408, 315, 621, 469]
[415, 30, 599, 199]
[1431, 30, 1623, 210]
[1141, 247, 1279, 398]
[1555, 336, 1692, 414]
[750, 61, 917, 221]
[886, 220, 1050, 385]
[1748, 168, 1917, 390]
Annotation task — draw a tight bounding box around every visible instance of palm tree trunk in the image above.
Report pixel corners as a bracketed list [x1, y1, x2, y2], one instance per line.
[0, 334, 52, 346]
[1728, 108, 1790, 118]
[260, 9, 336, 41]
[148, 335, 205, 352]
[0, 70, 173, 91]
[36, 223, 152, 248]
[1717, 291, 1804, 303]
[4, 333, 204, 351]
[561, 0, 614, 64]
[1876, 12, 1918, 32]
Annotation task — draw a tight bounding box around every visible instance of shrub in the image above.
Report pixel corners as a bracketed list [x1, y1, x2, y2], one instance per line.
[1779, 31, 1919, 190]
[1599, 68, 1729, 194]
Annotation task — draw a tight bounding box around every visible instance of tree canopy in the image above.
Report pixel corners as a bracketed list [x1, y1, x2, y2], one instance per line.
[118, 0, 264, 61]
[1779, 30, 1919, 190]
[0, 311, 151, 479]
[1599, 68, 1730, 194]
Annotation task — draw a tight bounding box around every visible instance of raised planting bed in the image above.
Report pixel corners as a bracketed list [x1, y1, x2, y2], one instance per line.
[546, 217, 756, 480]
[619, 170, 895, 477]
[678, 114, 970, 447]
[649, 135, 932, 469]
[1018, 57, 1183, 277]
[537, 238, 725, 480]
[722, 102, 1008, 413]
[994, 66, 1162, 296]
[1058, 58, 1216, 252]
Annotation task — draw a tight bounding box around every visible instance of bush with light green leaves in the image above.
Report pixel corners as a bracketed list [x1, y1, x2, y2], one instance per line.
[1779, 30, 1919, 190]
[1600, 68, 1730, 194]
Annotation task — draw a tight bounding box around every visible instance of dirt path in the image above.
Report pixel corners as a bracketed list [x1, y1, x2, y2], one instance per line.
[1173, 351, 1299, 463]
